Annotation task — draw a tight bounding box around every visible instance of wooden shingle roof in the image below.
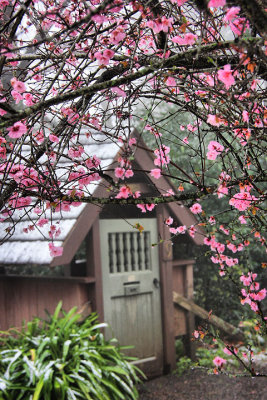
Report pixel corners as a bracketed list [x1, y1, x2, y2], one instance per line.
[0, 129, 124, 265]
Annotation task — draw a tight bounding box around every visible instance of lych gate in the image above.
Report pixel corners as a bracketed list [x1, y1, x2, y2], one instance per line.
[0, 130, 203, 376]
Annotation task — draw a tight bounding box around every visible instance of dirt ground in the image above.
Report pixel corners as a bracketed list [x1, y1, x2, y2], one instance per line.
[138, 369, 267, 400]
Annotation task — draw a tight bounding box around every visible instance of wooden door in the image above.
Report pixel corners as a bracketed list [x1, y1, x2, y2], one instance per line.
[99, 218, 163, 375]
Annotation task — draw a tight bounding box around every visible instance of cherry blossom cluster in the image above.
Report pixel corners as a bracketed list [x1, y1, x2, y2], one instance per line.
[164, 215, 196, 238]
[0, 0, 266, 349]
[240, 272, 266, 312]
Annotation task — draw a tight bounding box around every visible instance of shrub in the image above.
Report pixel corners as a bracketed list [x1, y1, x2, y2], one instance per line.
[0, 302, 142, 400]
[175, 356, 193, 376]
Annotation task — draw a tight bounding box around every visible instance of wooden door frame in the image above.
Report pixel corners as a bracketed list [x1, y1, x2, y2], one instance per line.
[157, 205, 176, 373]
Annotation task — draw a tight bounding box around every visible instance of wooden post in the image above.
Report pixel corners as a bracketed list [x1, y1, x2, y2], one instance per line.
[157, 205, 176, 373]
[87, 219, 104, 321]
[184, 263, 195, 359]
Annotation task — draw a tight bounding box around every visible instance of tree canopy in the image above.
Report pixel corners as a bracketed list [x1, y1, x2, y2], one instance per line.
[0, 0, 266, 373]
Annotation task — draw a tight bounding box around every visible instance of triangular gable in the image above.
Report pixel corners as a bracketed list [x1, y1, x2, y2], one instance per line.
[132, 130, 204, 245]
[51, 130, 204, 266]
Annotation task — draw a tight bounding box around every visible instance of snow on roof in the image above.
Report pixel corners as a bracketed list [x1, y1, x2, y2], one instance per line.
[0, 130, 124, 265]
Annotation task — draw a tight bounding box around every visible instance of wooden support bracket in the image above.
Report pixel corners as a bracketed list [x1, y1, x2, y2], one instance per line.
[173, 291, 244, 342]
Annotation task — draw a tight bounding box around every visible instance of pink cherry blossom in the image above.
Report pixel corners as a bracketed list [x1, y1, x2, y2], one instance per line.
[213, 356, 227, 367]
[223, 347, 232, 356]
[110, 27, 126, 45]
[217, 184, 228, 198]
[150, 169, 161, 179]
[189, 225, 196, 238]
[223, 7, 240, 22]
[193, 330, 199, 338]
[166, 76, 176, 87]
[147, 17, 173, 34]
[165, 217, 173, 226]
[219, 225, 229, 235]
[23, 93, 34, 106]
[11, 90, 23, 104]
[116, 185, 132, 199]
[154, 145, 170, 166]
[10, 77, 26, 93]
[49, 243, 63, 257]
[37, 218, 49, 227]
[177, 225, 186, 234]
[129, 138, 136, 147]
[112, 87, 126, 97]
[190, 203, 202, 214]
[49, 134, 59, 143]
[0, 0, 9, 6]
[207, 150, 219, 160]
[7, 121, 27, 138]
[125, 169, 134, 178]
[230, 18, 249, 36]
[9, 195, 31, 209]
[238, 215, 247, 224]
[171, 0, 187, 5]
[242, 110, 249, 122]
[146, 204, 155, 211]
[208, 0, 226, 8]
[169, 227, 179, 234]
[208, 141, 224, 152]
[137, 204, 147, 213]
[229, 191, 257, 211]
[207, 141, 224, 160]
[68, 146, 84, 159]
[115, 167, 125, 179]
[209, 216, 216, 225]
[218, 65, 235, 89]
[207, 114, 226, 127]
[172, 33, 197, 46]
[253, 288, 266, 301]
[95, 49, 114, 66]
[85, 155, 100, 169]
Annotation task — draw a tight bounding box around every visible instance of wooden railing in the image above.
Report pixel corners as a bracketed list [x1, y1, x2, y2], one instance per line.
[173, 291, 244, 342]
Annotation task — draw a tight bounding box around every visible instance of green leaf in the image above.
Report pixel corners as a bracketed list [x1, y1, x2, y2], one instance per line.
[101, 377, 125, 399]
[63, 340, 72, 361]
[33, 378, 44, 400]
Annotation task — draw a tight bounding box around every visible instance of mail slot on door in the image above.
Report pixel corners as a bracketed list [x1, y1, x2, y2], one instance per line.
[123, 281, 140, 296]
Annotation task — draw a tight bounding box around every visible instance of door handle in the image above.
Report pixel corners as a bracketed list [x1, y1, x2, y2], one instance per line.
[153, 278, 160, 288]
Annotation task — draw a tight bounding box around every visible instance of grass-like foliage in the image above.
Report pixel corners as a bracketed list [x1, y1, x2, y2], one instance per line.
[0, 302, 142, 400]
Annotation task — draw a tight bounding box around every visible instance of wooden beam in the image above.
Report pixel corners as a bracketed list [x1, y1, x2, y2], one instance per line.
[157, 205, 176, 373]
[173, 291, 244, 341]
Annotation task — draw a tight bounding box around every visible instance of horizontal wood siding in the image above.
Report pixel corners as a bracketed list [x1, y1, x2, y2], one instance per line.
[0, 277, 92, 330]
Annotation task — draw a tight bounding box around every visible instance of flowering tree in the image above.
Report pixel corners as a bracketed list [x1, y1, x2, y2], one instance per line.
[0, 0, 266, 374]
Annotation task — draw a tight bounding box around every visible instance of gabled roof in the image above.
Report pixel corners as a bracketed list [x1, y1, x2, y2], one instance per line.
[0, 130, 123, 265]
[0, 129, 204, 267]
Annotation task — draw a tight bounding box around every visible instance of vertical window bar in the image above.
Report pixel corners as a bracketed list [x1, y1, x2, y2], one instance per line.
[144, 231, 151, 270]
[108, 233, 114, 273]
[137, 233, 142, 270]
[123, 233, 128, 272]
[130, 232, 136, 271]
[119, 233, 125, 273]
[115, 233, 121, 272]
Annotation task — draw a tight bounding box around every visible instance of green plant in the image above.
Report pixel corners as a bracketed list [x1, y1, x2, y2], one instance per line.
[175, 338, 185, 359]
[175, 356, 193, 376]
[0, 302, 143, 400]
